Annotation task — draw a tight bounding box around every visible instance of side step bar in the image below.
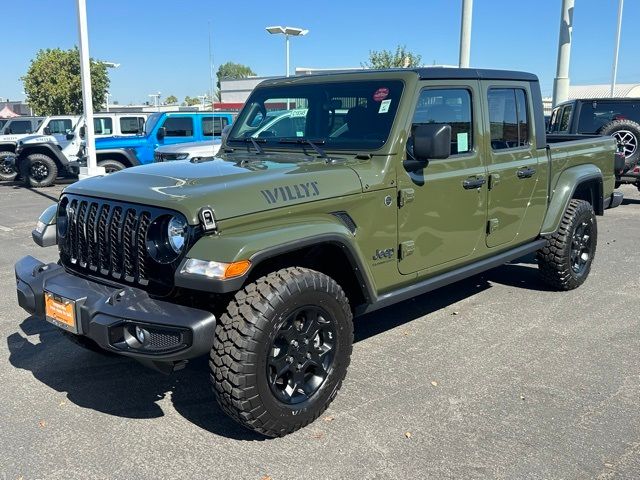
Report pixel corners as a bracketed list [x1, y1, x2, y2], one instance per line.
[356, 239, 547, 316]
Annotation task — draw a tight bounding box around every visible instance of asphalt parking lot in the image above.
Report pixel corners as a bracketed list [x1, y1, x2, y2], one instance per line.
[0, 180, 639, 480]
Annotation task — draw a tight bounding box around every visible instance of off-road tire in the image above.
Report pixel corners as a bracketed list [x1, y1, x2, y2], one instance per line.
[98, 159, 126, 174]
[21, 153, 58, 188]
[0, 150, 18, 181]
[598, 119, 640, 168]
[537, 199, 597, 290]
[210, 267, 353, 437]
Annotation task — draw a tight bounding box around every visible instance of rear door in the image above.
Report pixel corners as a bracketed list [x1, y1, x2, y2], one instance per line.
[398, 80, 488, 274]
[481, 82, 546, 248]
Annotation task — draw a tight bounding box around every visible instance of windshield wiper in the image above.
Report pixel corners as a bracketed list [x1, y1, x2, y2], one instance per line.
[278, 138, 327, 158]
[244, 136, 266, 154]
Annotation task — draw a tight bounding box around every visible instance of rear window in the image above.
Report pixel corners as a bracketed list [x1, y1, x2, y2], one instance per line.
[120, 117, 145, 134]
[202, 116, 229, 136]
[7, 120, 32, 134]
[577, 101, 640, 133]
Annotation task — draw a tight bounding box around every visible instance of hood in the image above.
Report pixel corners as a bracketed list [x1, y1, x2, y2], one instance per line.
[64, 153, 364, 223]
[20, 134, 57, 145]
[95, 135, 147, 149]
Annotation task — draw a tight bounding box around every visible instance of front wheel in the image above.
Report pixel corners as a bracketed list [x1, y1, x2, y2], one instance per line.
[0, 151, 18, 181]
[210, 267, 353, 437]
[98, 159, 126, 174]
[537, 199, 597, 290]
[21, 153, 58, 188]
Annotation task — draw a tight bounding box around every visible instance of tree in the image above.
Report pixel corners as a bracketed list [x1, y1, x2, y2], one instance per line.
[182, 96, 201, 107]
[165, 95, 178, 105]
[362, 45, 422, 69]
[216, 62, 256, 91]
[22, 47, 110, 115]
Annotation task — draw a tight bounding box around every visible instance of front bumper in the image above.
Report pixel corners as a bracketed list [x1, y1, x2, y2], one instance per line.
[15, 255, 216, 372]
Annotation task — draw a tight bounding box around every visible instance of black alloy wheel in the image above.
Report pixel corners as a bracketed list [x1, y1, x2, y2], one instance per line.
[570, 220, 593, 276]
[267, 306, 336, 404]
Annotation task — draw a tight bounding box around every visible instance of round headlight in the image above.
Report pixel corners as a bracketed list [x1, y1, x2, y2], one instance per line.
[167, 216, 187, 253]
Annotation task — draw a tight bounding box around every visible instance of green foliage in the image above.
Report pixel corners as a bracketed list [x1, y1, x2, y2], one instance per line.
[362, 45, 422, 69]
[216, 62, 256, 90]
[21, 47, 110, 115]
[182, 96, 201, 107]
[165, 95, 178, 105]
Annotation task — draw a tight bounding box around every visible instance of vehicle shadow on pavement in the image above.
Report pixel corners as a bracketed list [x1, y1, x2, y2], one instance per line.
[354, 254, 546, 342]
[621, 197, 640, 205]
[6, 256, 543, 441]
[6, 317, 265, 441]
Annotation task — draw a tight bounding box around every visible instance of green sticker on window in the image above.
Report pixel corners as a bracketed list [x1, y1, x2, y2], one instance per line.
[457, 132, 468, 153]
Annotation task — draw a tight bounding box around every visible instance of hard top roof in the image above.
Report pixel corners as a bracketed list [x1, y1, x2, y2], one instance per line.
[260, 67, 539, 85]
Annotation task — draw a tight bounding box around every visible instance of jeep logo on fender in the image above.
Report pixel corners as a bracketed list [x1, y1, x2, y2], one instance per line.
[261, 181, 320, 205]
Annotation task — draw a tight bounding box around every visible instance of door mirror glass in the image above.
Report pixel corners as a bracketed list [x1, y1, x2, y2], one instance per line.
[79, 126, 86, 139]
[156, 126, 166, 140]
[43, 127, 51, 135]
[412, 124, 451, 161]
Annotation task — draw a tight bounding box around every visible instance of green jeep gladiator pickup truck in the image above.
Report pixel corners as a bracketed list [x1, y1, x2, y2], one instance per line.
[15, 68, 623, 437]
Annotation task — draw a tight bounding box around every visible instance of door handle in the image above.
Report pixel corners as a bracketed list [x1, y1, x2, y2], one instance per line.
[462, 176, 486, 190]
[517, 167, 536, 179]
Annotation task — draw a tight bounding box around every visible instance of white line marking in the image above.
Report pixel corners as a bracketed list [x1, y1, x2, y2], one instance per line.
[0, 225, 13, 232]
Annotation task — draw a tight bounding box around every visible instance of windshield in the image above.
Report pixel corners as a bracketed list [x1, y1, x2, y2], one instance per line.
[0, 119, 7, 132]
[144, 112, 163, 135]
[228, 80, 404, 151]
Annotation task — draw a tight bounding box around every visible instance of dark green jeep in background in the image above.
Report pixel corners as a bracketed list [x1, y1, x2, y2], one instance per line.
[15, 68, 623, 437]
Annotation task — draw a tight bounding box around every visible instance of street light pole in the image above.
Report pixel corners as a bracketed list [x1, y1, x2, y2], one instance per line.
[552, 0, 574, 107]
[459, 0, 473, 68]
[76, 0, 102, 178]
[266, 26, 308, 77]
[610, 0, 624, 98]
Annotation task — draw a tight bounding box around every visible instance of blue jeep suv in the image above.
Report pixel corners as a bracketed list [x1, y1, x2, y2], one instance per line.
[94, 111, 233, 172]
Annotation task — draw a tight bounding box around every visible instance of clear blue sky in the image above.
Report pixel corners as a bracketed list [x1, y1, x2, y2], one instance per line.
[2, 0, 638, 104]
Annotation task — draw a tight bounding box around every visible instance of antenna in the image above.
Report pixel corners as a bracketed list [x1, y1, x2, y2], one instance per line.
[208, 20, 216, 152]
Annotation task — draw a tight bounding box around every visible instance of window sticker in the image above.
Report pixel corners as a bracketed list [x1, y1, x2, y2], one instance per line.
[378, 99, 392, 114]
[456, 132, 469, 153]
[373, 88, 389, 102]
[290, 108, 308, 117]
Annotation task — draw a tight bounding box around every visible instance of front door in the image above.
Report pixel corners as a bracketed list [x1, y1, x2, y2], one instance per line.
[481, 83, 545, 248]
[398, 82, 488, 275]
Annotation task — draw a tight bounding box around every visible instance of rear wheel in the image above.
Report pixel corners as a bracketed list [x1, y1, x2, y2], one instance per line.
[98, 159, 126, 174]
[0, 150, 18, 181]
[537, 199, 597, 290]
[210, 267, 353, 437]
[20, 153, 58, 188]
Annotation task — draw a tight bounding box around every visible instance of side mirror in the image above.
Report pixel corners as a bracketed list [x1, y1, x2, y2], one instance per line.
[66, 132, 74, 140]
[413, 124, 451, 161]
[43, 127, 52, 135]
[221, 124, 232, 144]
[79, 126, 86, 139]
[156, 127, 166, 140]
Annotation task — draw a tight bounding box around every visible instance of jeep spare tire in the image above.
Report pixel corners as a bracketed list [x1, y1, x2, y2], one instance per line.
[0, 151, 18, 181]
[598, 119, 640, 168]
[21, 153, 58, 188]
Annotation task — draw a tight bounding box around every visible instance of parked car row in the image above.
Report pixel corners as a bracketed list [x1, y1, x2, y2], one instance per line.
[1, 110, 234, 187]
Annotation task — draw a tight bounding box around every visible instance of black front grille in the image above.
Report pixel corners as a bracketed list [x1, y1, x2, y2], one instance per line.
[58, 194, 193, 295]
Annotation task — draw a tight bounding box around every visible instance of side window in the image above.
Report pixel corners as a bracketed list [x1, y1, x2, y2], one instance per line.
[120, 117, 144, 134]
[559, 105, 572, 132]
[8, 120, 32, 134]
[549, 107, 561, 132]
[487, 88, 530, 150]
[413, 88, 473, 155]
[162, 117, 194, 137]
[47, 119, 73, 134]
[202, 117, 230, 136]
[93, 117, 113, 135]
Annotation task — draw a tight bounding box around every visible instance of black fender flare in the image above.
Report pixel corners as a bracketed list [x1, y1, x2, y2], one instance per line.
[0, 141, 17, 152]
[96, 148, 141, 167]
[17, 142, 69, 166]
